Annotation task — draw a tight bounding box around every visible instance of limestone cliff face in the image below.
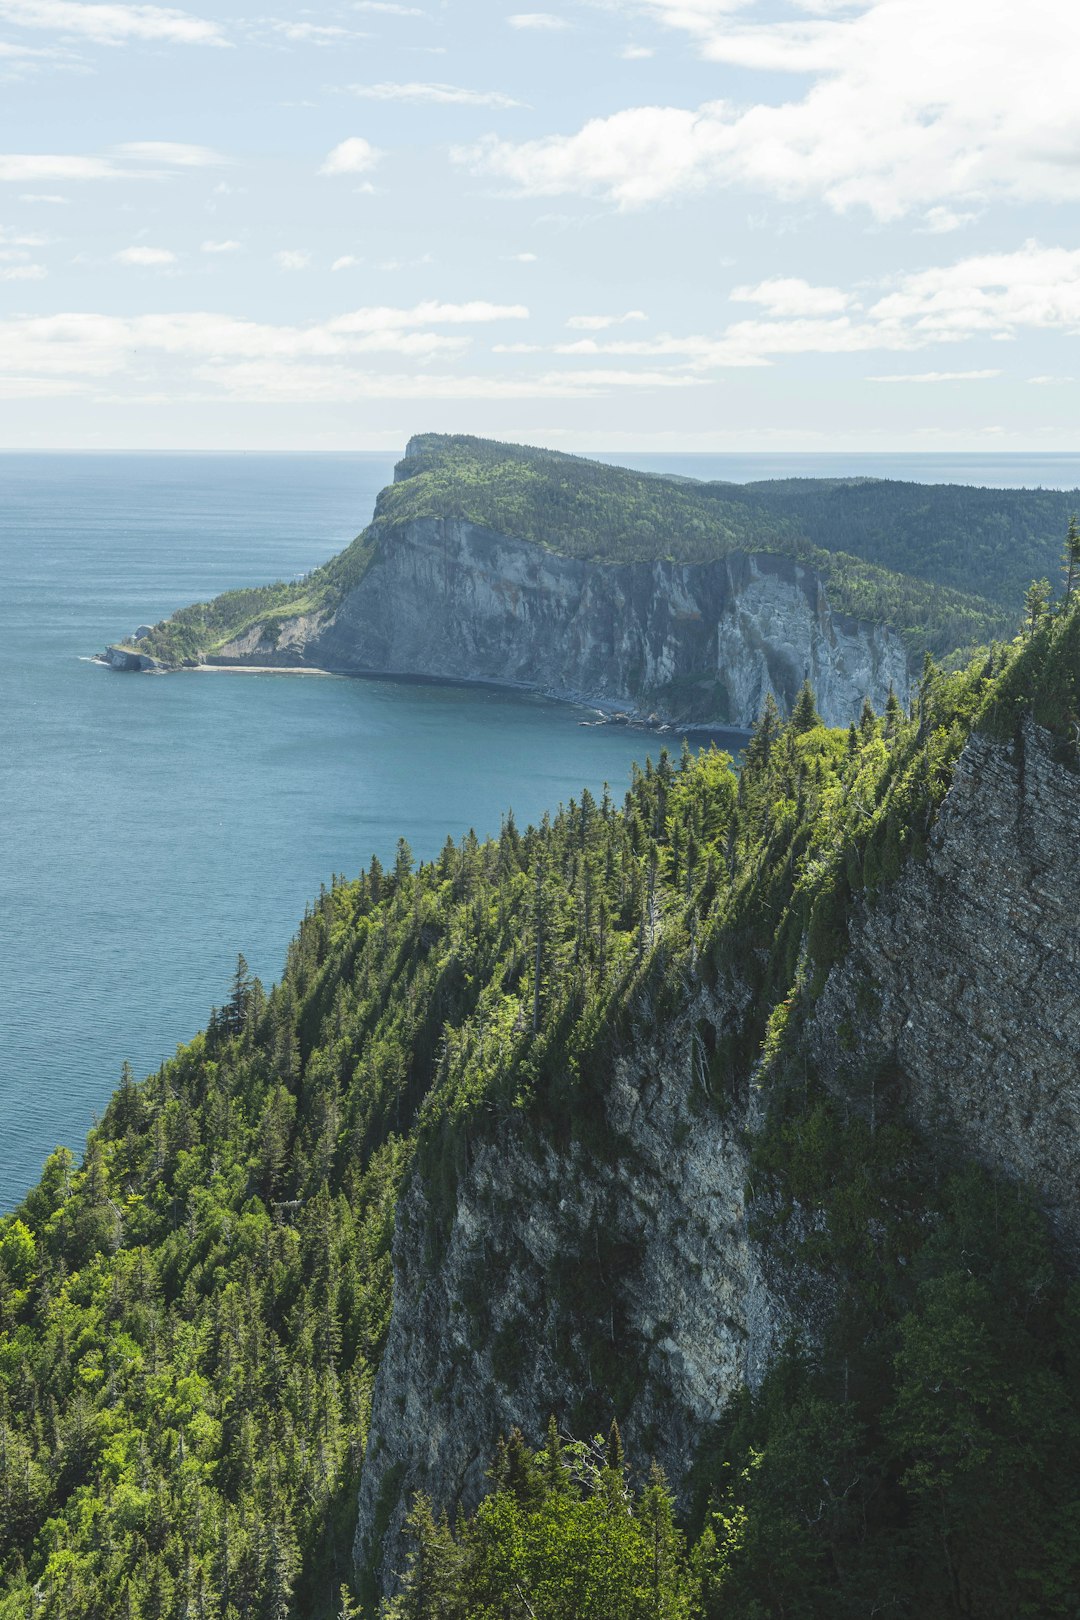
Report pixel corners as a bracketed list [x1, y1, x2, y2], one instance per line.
[213, 518, 912, 727]
[809, 720, 1080, 1247]
[353, 721, 1080, 1591]
[353, 981, 794, 1594]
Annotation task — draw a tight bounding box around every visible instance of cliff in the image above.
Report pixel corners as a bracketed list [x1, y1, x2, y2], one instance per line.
[210, 518, 912, 727]
[7, 601, 1079, 1617]
[809, 717, 1080, 1245]
[107, 434, 1021, 729]
[351, 700, 1080, 1593]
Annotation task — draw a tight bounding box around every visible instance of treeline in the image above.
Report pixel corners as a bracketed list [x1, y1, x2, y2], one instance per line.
[746, 473, 1080, 609]
[2, 598, 1078, 1617]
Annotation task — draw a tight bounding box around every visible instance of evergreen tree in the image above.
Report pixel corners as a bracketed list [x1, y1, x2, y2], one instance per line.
[790, 679, 822, 733]
[1063, 513, 1080, 604]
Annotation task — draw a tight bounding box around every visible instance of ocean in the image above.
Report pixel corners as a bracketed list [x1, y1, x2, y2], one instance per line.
[1, 449, 1075, 1210]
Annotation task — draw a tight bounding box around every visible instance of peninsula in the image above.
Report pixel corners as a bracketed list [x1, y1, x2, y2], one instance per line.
[100, 434, 1075, 728]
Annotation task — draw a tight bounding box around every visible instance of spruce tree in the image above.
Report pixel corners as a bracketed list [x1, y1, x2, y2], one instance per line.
[791, 679, 822, 733]
[1063, 513, 1080, 604]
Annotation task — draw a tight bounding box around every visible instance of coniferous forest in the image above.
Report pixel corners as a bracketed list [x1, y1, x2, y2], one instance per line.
[2, 580, 1079, 1618]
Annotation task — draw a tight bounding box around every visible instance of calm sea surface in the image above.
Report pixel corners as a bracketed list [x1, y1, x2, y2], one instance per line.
[2, 449, 1076, 1211]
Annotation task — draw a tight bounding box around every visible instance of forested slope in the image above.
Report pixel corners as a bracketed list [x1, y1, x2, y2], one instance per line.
[9, 598, 1080, 1619]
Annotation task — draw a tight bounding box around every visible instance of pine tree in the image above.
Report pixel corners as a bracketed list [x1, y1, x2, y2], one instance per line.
[1063, 514, 1080, 605]
[791, 679, 822, 733]
[1024, 577, 1051, 636]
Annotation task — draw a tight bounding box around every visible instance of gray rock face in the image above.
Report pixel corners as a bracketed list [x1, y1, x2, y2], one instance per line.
[809, 720, 1080, 1246]
[353, 721, 1080, 1592]
[352, 980, 800, 1594]
[216, 518, 912, 727]
[103, 645, 163, 672]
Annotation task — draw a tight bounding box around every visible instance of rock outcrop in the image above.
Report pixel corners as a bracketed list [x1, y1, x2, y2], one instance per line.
[809, 719, 1080, 1246]
[208, 518, 911, 727]
[353, 982, 793, 1594]
[353, 719, 1080, 1589]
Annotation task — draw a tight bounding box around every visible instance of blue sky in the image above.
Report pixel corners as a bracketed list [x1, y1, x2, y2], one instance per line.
[1, 0, 1078, 449]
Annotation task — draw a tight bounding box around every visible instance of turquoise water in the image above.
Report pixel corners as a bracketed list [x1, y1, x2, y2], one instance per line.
[3, 448, 1075, 1212]
[0, 453, 710, 1211]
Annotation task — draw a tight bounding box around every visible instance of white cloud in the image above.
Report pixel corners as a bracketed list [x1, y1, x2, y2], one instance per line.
[0, 0, 226, 46]
[0, 300, 711, 406]
[275, 249, 311, 270]
[730, 277, 851, 318]
[201, 238, 240, 253]
[331, 254, 361, 270]
[867, 370, 1002, 383]
[505, 250, 537, 261]
[116, 141, 227, 167]
[115, 244, 176, 265]
[566, 309, 647, 329]
[1029, 374, 1075, 385]
[0, 154, 125, 181]
[507, 11, 568, 27]
[269, 20, 357, 42]
[620, 43, 653, 58]
[0, 302, 531, 381]
[347, 80, 523, 107]
[0, 145, 226, 184]
[352, 1, 425, 12]
[919, 206, 981, 235]
[0, 262, 47, 279]
[320, 136, 383, 176]
[19, 192, 69, 202]
[460, 0, 1080, 217]
[193, 361, 703, 401]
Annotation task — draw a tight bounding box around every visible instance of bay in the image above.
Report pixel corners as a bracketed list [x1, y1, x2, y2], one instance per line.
[2, 447, 1073, 1211]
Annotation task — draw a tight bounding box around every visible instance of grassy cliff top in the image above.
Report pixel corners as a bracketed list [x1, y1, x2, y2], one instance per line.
[128, 433, 1068, 666]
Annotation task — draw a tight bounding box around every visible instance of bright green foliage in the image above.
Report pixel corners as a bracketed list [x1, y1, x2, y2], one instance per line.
[381, 1430, 696, 1620]
[4, 595, 1078, 1618]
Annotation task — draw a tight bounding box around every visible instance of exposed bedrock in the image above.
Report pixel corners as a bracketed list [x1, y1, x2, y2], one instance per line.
[214, 518, 912, 727]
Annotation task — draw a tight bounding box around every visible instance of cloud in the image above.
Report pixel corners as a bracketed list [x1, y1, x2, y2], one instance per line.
[331, 254, 361, 271]
[347, 80, 523, 107]
[201, 238, 240, 253]
[115, 244, 176, 265]
[0, 302, 706, 406]
[0, 262, 47, 279]
[116, 141, 227, 166]
[352, 1, 425, 11]
[0, 154, 126, 180]
[193, 361, 703, 401]
[268, 20, 359, 42]
[620, 43, 653, 58]
[459, 0, 1080, 217]
[867, 370, 1002, 383]
[730, 278, 851, 318]
[19, 191, 68, 202]
[507, 11, 568, 26]
[275, 249, 311, 270]
[0, 0, 226, 46]
[566, 309, 647, 329]
[0, 302, 532, 382]
[0, 145, 227, 184]
[320, 136, 383, 175]
[1029, 374, 1075, 385]
[919, 206, 981, 235]
[505, 250, 537, 261]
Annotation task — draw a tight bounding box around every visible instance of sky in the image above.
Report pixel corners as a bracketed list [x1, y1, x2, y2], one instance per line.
[1, 0, 1079, 450]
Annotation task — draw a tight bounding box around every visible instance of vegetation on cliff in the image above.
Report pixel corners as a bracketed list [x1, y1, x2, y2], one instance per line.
[6, 596, 1078, 1618]
[130, 436, 1038, 668]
